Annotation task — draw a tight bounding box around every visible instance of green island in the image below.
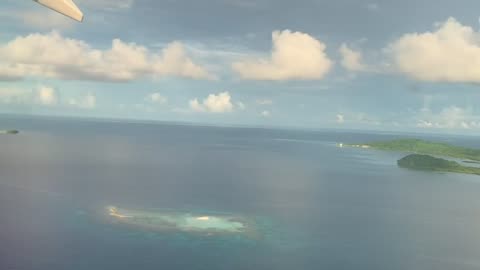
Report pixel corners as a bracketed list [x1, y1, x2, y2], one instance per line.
[104, 206, 257, 237]
[362, 138, 480, 161]
[0, 130, 19, 135]
[340, 138, 480, 176]
[398, 154, 480, 175]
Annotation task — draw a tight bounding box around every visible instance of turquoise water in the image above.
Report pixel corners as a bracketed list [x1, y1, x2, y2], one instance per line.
[1, 116, 480, 270]
[105, 206, 249, 233]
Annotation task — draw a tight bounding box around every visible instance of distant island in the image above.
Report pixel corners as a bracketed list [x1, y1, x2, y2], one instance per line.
[362, 139, 480, 161]
[341, 139, 480, 176]
[398, 154, 480, 175]
[0, 130, 19, 135]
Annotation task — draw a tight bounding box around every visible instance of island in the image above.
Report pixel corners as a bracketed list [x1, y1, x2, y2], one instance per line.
[0, 130, 19, 135]
[398, 154, 480, 175]
[104, 206, 256, 236]
[359, 138, 480, 161]
[341, 138, 480, 176]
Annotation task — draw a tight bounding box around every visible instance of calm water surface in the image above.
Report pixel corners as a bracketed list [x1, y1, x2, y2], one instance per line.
[1, 116, 480, 270]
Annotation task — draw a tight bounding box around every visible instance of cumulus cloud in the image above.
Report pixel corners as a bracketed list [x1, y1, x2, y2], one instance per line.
[147, 92, 167, 105]
[189, 92, 236, 113]
[0, 88, 32, 104]
[261, 110, 271, 117]
[37, 86, 58, 105]
[0, 32, 213, 82]
[388, 17, 480, 83]
[336, 114, 345, 124]
[232, 30, 333, 80]
[339, 43, 367, 72]
[417, 106, 480, 129]
[0, 86, 58, 106]
[236, 101, 246, 110]
[0, 85, 99, 109]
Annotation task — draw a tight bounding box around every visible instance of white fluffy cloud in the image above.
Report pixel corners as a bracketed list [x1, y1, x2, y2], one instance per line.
[37, 86, 58, 105]
[336, 114, 345, 124]
[388, 17, 480, 83]
[147, 92, 167, 105]
[0, 86, 58, 106]
[261, 110, 271, 117]
[189, 92, 236, 113]
[0, 32, 213, 82]
[236, 101, 246, 110]
[0, 86, 98, 109]
[0, 88, 31, 104]
[232, 30, 333, 80]
[417, 106, 480, 129]
[339, 43, 367, 72]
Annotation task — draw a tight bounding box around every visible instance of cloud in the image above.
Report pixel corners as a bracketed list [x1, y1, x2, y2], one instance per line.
[336, 114, 345, 124]
[236, 101, 246, 110]
[339, 43, 367, 72]
[147, 92, 167, 105]
[232, 30, 333, 80]
[0, 85, 58, 106]
[189, 92, 236, 113]
[388, 17, 480, 83]
[37, 86, 58, 105]
[261, 110, 271, 117]
[0, 85, 98, 109]
[68, 93, 96, 109]
[417, 106, 480, 129]
[0, 32, 213, 82]
[0, 88, 32, 104]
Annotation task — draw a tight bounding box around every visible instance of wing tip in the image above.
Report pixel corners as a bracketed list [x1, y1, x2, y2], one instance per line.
[76, 13, 84, 22]
[34, 0, 84, 22]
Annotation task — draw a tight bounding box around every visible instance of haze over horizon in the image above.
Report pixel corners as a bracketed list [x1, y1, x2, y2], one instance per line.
[1, 0, 480, 134]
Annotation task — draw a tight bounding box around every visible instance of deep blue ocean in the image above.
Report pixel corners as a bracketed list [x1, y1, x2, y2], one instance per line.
[1, 116, 480, 270]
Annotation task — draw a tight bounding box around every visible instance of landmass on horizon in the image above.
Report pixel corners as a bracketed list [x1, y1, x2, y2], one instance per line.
[0, 130, 19, 134]
[398, 154, 480, 175]
[340, 139, 480, 176]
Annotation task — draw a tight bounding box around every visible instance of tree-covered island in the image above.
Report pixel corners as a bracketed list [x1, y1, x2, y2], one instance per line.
[398, 154, 480, 175]
[0, 130, 19, 134]
[341, 139, 480, 176]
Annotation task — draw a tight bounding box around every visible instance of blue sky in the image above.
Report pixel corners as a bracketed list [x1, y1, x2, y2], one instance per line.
[1, 0, 480, 133]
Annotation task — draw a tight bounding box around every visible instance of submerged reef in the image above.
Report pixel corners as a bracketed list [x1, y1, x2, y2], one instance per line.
[105, 206, 255, 236]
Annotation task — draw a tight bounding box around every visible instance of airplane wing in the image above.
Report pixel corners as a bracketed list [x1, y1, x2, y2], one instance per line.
[33, 0, 84, 22]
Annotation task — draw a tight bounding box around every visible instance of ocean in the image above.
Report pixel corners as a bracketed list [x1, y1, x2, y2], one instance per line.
[1, 116, 480, 270]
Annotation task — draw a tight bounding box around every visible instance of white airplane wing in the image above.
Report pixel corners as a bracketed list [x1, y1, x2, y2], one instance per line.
[33, 0, 84, 22]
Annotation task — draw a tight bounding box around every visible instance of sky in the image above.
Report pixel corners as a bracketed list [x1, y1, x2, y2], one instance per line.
[1, 0, 480, 134]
